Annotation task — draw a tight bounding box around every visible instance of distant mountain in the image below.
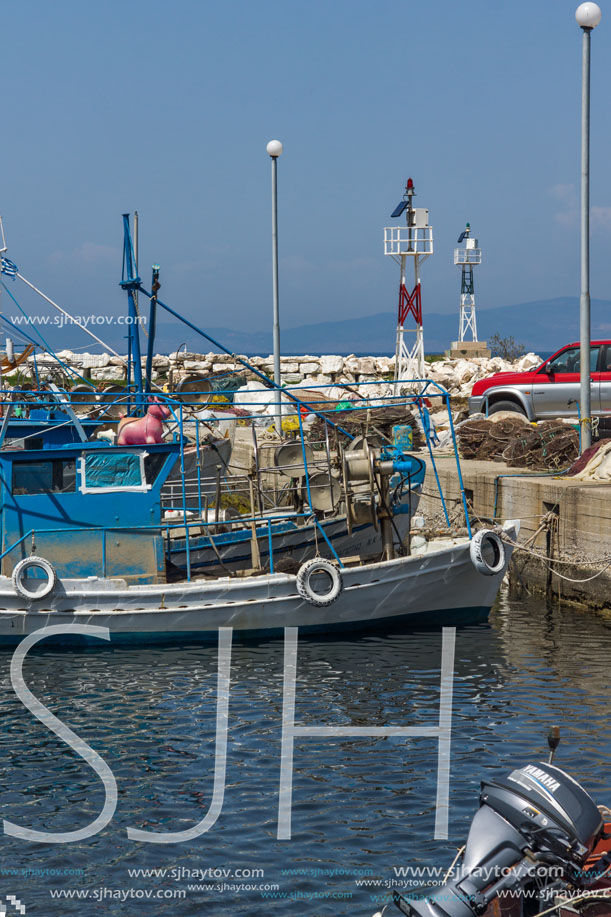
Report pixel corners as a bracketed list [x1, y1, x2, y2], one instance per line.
[151, 296, 611, 355]
[16, 296, 608, 356]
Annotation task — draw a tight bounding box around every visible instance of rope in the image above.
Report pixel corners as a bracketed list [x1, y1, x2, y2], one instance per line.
[441, 846, 465, 884]
[502, 528, 611, 583]
[535, 889, 611, 917]
[16, 271, 128, 366]
[2, 279, 61, 358]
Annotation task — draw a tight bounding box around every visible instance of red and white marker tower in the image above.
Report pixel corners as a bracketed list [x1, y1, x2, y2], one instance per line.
[385, 178, 433, 384]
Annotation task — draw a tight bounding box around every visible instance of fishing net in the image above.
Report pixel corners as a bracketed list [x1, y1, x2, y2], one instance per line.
[308, 407, 424, 448]
[456, 419, 494, 460]
[457, 419, 579, 470]
[502, 422, 578, 470]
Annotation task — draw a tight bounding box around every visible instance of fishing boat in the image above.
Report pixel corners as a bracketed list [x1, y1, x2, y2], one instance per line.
[0, 214, 519, 644]
[0, 381, 426, 572]
[0, 214, 424, 561]
[0, 425, 517, 644]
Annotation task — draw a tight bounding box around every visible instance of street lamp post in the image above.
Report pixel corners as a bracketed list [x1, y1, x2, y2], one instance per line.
[576, 2, 602, 452]
[266, 139, 284, 434]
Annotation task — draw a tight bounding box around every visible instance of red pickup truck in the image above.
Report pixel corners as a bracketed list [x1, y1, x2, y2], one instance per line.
[468, 341, 611, 420]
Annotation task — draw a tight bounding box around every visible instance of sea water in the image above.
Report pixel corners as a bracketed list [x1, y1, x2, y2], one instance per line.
[0, 587, 609, 915]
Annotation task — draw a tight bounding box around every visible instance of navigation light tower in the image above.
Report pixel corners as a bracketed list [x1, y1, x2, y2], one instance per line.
[384, 177, 433, 383]
[450, 223, 490, 358]
[455, 223, 481, 341]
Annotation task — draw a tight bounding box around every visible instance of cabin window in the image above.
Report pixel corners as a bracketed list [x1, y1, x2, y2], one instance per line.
[12, 459, 77, 495]
[79, 451, 150, 493]
[143, 452, 168, 485]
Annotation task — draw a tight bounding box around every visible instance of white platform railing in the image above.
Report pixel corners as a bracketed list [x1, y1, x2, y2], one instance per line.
[384, 226, 434, 256]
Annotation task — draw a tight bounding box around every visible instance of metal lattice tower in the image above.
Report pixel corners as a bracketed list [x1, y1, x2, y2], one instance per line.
[454, 223, 482, 342]
[384, 178, 433, 385]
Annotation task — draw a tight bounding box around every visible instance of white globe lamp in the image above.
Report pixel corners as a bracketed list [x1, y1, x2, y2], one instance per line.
[576, 2, 602, 28]
[266, 139, 283, 158]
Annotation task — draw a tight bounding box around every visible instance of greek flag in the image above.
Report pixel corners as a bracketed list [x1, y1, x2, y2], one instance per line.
[1, 256, 18, 278]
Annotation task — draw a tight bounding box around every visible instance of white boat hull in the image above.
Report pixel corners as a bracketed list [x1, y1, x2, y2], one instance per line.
[0, 523, 518, 644]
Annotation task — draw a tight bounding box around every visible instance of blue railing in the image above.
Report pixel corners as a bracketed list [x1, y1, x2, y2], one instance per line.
[0, 509, 345, 584]
[0, 375, 472, 561]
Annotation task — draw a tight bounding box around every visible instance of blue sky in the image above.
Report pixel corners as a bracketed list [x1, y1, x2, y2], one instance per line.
[1, 0, 610, 351]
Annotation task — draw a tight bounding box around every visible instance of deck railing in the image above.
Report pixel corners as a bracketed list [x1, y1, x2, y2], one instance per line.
[0, 377, 472, 582]
[0, 506, 345, 586]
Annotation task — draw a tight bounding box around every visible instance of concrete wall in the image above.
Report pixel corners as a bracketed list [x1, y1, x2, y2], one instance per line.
[418, 455, 611, 609]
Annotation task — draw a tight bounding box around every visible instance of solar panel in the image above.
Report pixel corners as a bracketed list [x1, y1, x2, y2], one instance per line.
[391, 201, 408, 218]
[457, 231, 467, 243]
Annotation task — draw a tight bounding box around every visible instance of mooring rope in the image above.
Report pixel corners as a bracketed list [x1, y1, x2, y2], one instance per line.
[502, 525, 611, 584]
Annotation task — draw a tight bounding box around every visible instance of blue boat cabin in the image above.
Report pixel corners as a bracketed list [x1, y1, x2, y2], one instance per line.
[0, 442, 181, 585]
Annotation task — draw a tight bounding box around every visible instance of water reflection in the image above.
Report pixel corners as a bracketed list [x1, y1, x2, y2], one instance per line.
[0, 588, 609, 915]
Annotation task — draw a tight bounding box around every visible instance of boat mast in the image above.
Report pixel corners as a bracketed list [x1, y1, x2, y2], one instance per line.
[120, 213, 144, 405]
[0, 217, 5, 403]
[144, 264, 160, 394]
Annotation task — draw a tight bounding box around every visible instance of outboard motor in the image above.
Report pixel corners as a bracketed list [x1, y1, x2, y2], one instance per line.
[390, 731, 606, 917]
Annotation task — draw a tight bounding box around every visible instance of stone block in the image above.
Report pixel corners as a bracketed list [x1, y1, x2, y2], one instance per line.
[320, 355, 344, 374]
[449, 341, 491, 359]
[357, 358, 376, 375]
[81, 353, 110, 369]
[91, 367, 119, 381]
[184, 361, 211, 372]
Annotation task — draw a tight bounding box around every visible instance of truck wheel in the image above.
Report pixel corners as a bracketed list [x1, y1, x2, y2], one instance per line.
[488, 400, 526, 417]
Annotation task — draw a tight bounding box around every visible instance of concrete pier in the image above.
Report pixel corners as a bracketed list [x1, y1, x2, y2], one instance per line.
[418, 454, 611, 608]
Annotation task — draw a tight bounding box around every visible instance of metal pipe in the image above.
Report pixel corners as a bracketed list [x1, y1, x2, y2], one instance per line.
[145, 265, 160, 394]
[271, 155, 282, 434]
[134, 210, 139, 315]
[267, 519, 274, 574]
[378, 473, 395, 562]
[248, 476, 261, 570]
[492, 468, 572, 522]
[580, 25, 592, 452]
[214, 464, 222, 524]
[145, 288, 354, 439]
[443, 394, 472, 536]
[179, 403, 191, 581]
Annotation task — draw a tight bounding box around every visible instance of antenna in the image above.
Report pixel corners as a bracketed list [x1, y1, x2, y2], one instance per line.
[547, 726, 561, 764]
[383, 178, 433, 386]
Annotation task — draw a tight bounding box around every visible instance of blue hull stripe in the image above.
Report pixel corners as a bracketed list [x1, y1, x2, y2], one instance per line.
[0, 606, 490, 648]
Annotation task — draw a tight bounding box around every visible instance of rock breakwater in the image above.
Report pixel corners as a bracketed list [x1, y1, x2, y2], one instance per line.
[35, 350, 542, 397]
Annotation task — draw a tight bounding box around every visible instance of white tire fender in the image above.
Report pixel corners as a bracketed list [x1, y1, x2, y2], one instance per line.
[469, 530, 506, 576]
[296, 558, 343, 607]
[12, 556, 58, 601]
